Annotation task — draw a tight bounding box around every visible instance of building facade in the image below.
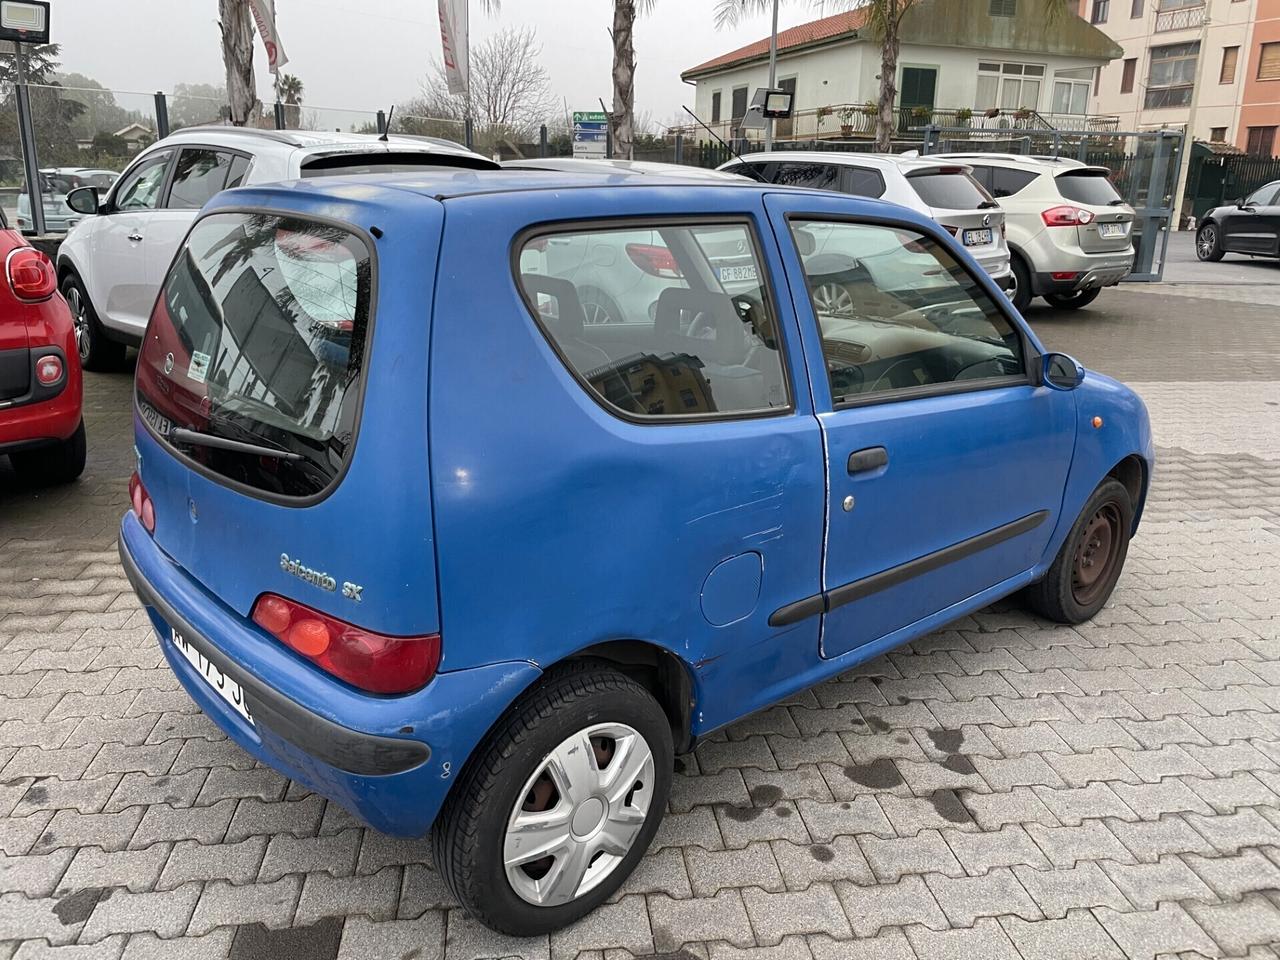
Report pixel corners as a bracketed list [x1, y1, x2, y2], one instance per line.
[681, 0, 1123, 142]
[1084, 0, 1280, 154]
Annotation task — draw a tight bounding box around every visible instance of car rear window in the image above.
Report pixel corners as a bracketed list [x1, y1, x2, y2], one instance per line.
[1055, 171, 1123, 206]
[907, 170, 991, 210]
[135, 212, 373, 499]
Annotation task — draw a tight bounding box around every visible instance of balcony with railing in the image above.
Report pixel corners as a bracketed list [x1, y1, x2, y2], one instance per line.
[1155, 2, 1207, 31]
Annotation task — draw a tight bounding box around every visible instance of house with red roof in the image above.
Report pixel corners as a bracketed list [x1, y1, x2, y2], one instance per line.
[680, 0, 1123, 142]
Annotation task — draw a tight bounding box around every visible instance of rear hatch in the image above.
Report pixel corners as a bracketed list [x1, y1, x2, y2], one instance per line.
[1054, 168, 1134, 253]
[132, 203, 441, 644]
[0, 231, 30, 402]
[905, 167, 1006, 268]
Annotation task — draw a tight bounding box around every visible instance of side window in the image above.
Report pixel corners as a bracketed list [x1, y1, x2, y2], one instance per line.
[790, 219, 1025, 404]
[989, 167, 1038, 197]
[516, 222, 789, 419]
[840, 166, 886, 198]
[226, 154, 253, 189]
[1247, 183, 1280, 206]
[167, 149, 235, 210]
[773, 162, 840, 189]
[967, 165, 995, 193]
[113, 152, 172, 211]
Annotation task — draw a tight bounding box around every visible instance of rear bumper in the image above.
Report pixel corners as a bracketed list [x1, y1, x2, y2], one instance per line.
[119, 514, 540, 836]
[0, 346, 81, 450]
[1031, 253, 1134, 296]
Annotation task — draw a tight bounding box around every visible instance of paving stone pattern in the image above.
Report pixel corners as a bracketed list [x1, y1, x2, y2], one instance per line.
[2, 286, 1280, 959]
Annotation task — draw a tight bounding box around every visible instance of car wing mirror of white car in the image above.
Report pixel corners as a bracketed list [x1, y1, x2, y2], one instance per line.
[1042, 352, 1085, 390]
[65, 186, 100, 216]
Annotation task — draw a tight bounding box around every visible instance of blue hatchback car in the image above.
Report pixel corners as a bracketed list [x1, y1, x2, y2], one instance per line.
[120, 169, 1152, 934]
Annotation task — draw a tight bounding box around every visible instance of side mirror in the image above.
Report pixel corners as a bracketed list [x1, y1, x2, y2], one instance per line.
[1042, 352, 1085, 390]
[65, 186, 100, 216]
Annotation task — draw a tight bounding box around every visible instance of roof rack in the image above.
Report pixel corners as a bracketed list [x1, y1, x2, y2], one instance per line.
[167, 126, 305, 145]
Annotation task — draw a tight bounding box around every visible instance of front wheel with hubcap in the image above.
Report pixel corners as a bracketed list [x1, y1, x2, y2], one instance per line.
[1044, 287, 1101, 310]
[1022, 477, 1133, 624]
[432, 663, 673, 935]
[61, 274, 126, 372]
[1196, 223, 1225, 262]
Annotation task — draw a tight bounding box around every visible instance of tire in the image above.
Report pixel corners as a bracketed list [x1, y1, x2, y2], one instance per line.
[1022, 478, 1133, 624]
[10, 420, 87, 486]
[1009, 255, 1032, 313]
[431, 661, 673, 936]
[1196, 222, 1225, 262]
[61, 273, 126, 372]
[577, 287, 624, 326]
[1044, 287, 1101, 310]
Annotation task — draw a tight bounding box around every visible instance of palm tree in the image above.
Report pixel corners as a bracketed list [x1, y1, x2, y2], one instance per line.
[218, 0, 258, 125]
[610, 0, 657, 160]
[713, 0, 1069, 152]
[275, 72, 303, 128]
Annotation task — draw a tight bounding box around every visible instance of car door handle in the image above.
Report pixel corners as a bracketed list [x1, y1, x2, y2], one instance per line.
[127, 232, 143, 242]
[847, 446, 888, 474]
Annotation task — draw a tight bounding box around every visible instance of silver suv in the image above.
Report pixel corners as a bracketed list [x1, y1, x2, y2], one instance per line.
[931, 154, 1135, 311]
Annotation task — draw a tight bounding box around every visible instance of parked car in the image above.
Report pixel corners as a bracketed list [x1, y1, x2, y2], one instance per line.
[15, 168, 118, 235]
[505, 157, 761, 326]
[1195, 179, 1280, 262]
[56, 127, 498, 371]
[119, 169, 1152, 936]
[717, 152, 1015, 292]
[0, 207, 85, 484]
[930, 153, 1136, 311]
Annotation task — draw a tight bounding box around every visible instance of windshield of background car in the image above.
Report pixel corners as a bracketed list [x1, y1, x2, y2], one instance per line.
[906, 170, 991, 209]
[135, 212, 373, 499]
[1056, 171, 1124, 206]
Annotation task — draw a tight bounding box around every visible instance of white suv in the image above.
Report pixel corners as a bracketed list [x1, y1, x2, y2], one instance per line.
[718, 152, 1013, 290]
[57, 127, 496, 369]
[929, 153, 1135, 312]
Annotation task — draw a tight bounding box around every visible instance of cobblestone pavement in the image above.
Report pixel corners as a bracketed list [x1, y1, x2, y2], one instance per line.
[2, 279, 1280, 960]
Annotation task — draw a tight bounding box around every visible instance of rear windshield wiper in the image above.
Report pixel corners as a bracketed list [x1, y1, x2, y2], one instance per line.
[1107, 199, 1127, 206]
[169, 428, 303, 461]
[977, 199, 1001, 210]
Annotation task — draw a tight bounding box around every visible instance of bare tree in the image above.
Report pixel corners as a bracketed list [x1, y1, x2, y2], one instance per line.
[412, 26, 556, 144]
[218, 0, 259, 125]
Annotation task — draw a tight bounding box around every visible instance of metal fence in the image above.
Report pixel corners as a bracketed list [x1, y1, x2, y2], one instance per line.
[1184, 147, 1280, 223]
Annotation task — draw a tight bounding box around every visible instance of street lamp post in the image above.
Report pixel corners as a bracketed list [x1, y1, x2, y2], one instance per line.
[764, 0, 779, 150]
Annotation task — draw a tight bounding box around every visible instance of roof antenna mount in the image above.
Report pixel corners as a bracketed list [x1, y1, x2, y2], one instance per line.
[379, 105, 394, 142]
[680, 106, 772, 182]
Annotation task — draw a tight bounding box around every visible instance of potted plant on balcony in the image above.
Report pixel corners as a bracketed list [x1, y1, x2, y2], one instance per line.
[838, 105, 857, 137]
[816, 105, 833, 138]
[1014, 106, 1033, 125]
[956, 107, 973, 127]
[910, 105, 931, 125]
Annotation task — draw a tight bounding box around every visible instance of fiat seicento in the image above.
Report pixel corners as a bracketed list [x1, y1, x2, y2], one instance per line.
[120, 169, 1152, 935]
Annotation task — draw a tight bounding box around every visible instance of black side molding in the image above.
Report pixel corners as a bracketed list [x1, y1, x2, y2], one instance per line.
[118, 538, 430, 777]
[768, 510, 1050, 628]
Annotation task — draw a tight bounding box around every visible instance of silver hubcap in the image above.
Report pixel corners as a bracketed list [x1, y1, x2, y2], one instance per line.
[582, 301, 615, 326]
[67, 287, 89, 361]
[812, 282, 854, 316]
[1198, 228, 1216, 259]
[504, 722, 654, 907]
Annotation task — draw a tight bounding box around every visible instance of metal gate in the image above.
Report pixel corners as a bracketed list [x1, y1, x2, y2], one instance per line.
[918, 125, 1184, 282]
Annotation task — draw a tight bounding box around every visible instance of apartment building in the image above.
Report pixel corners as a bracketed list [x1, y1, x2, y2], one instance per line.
[1085, 0, 1280, 154]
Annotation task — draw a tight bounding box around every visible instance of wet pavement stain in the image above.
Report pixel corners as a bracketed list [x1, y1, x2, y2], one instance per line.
[928, 789, 974, 824]
[942, 754, 977, 775]
[774, 806, 793, 817]
[21, 783, 48, 805]
[810, 844, 835, 862]
[927, 728, 965, 753]
[749, 784, 783, 807]
[719, 803, 764, 822]
[843, 758, 904, 789]
[894, 736, 910, 745]
[52, 887, 106, 925]
[864, 715, 892, 733]
[673, 758, 687, 774]
[229, 916, 343, 960]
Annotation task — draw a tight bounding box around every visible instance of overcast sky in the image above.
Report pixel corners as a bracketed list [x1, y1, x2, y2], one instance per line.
[49, 0, 822, 127]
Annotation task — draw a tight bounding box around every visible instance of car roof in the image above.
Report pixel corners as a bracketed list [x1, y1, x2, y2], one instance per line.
[729, 151, 974, 174]
[503, 157, 748, 181]
[929, 152, 1093, 171]
[155, 126, 490, 162]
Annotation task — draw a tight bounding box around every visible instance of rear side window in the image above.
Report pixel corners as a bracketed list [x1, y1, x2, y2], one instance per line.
[1055, 171, 1123, 205]
[168, 149, 235, 210]
[988, 167, 1038, 197]
[773, 162, 840, 189]
[907, 171, 991, 209]
[516, 222, 788, 419]
[840, 166, 886, 198]
[136, 212, 373, 499]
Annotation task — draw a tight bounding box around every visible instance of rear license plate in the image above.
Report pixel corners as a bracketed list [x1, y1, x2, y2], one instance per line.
[962, 228, 993, 247]
[719, 265, 758, 283]
[138, 400, 172, 437]
[169, 627, 254, 725]
[1098, 222, 1127, 238]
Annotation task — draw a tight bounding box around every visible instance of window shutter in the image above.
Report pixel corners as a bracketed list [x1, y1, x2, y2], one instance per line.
[989, 0, 1016, 16]
[1259, 43, 1280, 81]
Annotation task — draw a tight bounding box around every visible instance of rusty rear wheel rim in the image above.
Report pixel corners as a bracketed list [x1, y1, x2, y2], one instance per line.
[1071, 501, 1123, 607]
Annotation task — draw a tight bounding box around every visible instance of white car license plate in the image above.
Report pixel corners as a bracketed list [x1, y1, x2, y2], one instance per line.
[719, 265, 758, 283]
[138, 400, 172, 437]
[962, 228, 993, 247]
[169, 627, 254, 725]
[1098, 222, 1127, 238]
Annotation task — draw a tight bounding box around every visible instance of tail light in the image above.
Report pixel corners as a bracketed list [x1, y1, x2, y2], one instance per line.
[35, 354, 63, 385]
[128, 471, 155, 533]
[251, 593, 440, 694]
[625, 243, 682, 278]
[6, 247, 56, 302]
[1051, 271, 1080, 281]
[1041, 205, 1096, 227]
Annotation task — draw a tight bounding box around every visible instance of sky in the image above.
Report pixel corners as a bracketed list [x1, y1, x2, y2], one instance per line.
[47, 0, 824, 128]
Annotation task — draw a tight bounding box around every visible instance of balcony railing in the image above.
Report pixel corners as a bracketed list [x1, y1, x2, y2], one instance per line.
[668, 102, 1120, 143]
[1155, 4, 1206, 31]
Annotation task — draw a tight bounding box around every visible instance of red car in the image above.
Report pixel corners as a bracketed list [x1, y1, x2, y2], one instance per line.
[0, 210, 85, 484]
